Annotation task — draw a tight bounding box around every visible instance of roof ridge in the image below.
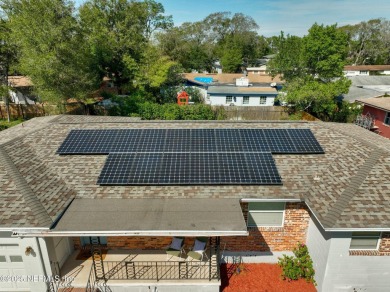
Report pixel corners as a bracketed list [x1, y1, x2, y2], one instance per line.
[321, 148, 385, 228]
[0, 145, 52, 227]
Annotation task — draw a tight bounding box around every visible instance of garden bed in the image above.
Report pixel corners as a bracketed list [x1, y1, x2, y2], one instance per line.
[220, 263, 317, 292]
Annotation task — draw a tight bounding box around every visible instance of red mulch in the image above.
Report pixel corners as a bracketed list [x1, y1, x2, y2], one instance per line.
[220, 263, 317, 292]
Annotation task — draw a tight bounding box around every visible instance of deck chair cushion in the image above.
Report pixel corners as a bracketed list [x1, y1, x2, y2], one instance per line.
[193, 239, 206, 253]
[170, 237, 183, 251]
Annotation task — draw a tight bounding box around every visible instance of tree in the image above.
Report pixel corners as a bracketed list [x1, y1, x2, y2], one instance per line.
[268, 23, 351, 121]
[280, 77, 351, 121]
[140, 0, 173, 40]
[340, 18, 390, 65]
[157, 12, 263, 73]
[303, 23, 348, 80]
[267, 32, 304, 81]
[79, 0, 147, 92]
[2, 0, 100, 103]
[220, 41, 243, 73]
[0, 19, 17, 121]
[80, 0, 174, 93]
[131, 44, 183, 102]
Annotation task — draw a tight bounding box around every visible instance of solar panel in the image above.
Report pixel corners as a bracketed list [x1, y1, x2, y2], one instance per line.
[97, 152, 282, 185]
[287, 129, 324, 154]
[57, 129, 324, 155]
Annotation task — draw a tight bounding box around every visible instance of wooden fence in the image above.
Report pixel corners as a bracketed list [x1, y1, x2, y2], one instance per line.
[0, 103, 312, 122]
[222, 106, 289, 120]
[0, 103, 87, 120]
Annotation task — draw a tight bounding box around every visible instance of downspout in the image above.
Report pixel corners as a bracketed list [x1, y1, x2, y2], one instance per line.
[35, 237, 50, 291]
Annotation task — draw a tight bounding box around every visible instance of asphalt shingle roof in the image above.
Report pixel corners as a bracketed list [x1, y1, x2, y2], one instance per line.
[1, 115, 390, 230]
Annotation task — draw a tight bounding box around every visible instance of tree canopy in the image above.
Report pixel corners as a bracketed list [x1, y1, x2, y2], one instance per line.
[268, 23, 352, 121]
[0, 0, 387, 122]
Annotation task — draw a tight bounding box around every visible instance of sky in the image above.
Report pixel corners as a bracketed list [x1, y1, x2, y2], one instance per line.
[75, 0, 390, 37]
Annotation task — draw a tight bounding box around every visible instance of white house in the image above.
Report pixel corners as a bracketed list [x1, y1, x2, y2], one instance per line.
[344, 65, 390, 77]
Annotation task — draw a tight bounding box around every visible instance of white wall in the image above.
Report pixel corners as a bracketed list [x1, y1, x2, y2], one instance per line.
[306, 216, 390, 292]
[209, 95, 275, 106]
[306, 216, 331, 291]
[323, 233, 390, 292]
[0, 237, 51, 292]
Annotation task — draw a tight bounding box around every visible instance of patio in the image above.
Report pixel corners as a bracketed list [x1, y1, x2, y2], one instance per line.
[58, 248, 220, 290]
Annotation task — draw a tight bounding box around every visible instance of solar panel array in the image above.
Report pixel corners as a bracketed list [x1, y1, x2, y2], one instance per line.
[57, 128, 324, 186]
[57, 128, 324, 154]
[97, 152, 282, 185]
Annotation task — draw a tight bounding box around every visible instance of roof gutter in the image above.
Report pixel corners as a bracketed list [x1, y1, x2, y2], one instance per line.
[13, 230, 249, 237]
[241, 198, 302, 203]
[324, 228, 390, 232]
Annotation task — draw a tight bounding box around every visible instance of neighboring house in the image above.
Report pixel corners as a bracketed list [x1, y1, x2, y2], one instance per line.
[356, 97, 390, 139]
[344, 65, 390, 76]
[342, 76, 390, 103]
[207, 85, 277, 106]
[246, 65, 267, 75]
[7, 76, 36, 105]
[184, 73, 282, 107]
[0, 115, 390, 292]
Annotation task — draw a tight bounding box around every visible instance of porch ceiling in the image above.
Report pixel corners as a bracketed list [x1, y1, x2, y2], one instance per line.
[50, 198, 248, 236]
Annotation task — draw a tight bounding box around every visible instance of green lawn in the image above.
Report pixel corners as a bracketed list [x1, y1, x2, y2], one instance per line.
[0, 119, 23, 131]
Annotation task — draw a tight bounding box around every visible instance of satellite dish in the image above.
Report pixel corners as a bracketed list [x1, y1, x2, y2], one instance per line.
[271, 82, 277, 87]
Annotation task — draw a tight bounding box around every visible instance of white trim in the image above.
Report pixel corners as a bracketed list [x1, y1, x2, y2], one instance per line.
[0, 228, 49, 231]
[349, 232, 382, 251]
[247, 202, 286, 228]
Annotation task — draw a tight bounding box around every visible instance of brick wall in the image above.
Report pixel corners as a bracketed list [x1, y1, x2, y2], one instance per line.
[379, 232, 390, 255]
[71, 202, 311, 252]
[221, 202, 310, 252]
[72, 236, 200, 250]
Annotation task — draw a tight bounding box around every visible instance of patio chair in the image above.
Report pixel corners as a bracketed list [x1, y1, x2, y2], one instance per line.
[165, 237, 185, 260]
[186, 237, 209, 261]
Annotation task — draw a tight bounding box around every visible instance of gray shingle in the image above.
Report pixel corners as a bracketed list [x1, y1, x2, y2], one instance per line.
[1, 115, 390, 230]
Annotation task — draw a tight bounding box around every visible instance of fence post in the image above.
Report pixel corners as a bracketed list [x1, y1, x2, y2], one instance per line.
[156, 262, 159, 281]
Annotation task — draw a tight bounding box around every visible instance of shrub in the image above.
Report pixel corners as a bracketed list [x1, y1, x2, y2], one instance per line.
[278, 243, 316, 285]
[138, 102, 223, 120]
[0, 119, 23, 131]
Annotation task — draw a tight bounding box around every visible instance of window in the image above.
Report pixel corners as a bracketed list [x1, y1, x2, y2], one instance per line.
[384, 112, 390, 125]
[259, 96, 267, 105]
[0, 256, 6, 262]
[247, 202, 285, 227]
[243, 96, 250, 104]
[226, 96, 233, 104]
[360, 71, 368, 75]
[350, 232, 381, 250]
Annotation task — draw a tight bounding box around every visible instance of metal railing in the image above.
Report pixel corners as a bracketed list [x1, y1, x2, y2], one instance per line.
[86, 264, 97, 292]
[102, 259, 219, 281]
